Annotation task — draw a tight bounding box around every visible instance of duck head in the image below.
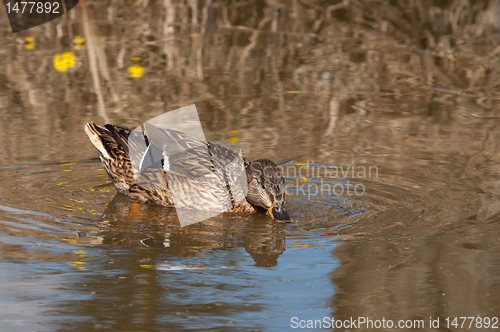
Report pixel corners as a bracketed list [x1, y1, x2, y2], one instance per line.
[245, 159, 291, 221]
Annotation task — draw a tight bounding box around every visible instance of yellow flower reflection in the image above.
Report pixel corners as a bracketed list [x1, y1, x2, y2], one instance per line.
[73, 36, 85, 50]
[54, 52, 76, 72]
[128, 64, 144, 77]
[73, 36, 85, 44]
[24, 36, 35, 49]
[70, 261, 86, 271]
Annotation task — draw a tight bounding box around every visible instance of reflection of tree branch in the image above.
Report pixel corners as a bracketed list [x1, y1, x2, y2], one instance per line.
[269, 52, 285, 111]
[324, 96, 339, 137]
[238, 31, 258, 96]
[196, 0, 212, 80]
[238, 10, 275, 97]
[83, 4, 109, 123]
[163, 0, 178, 72]
[326, 0, 349, 19]
[2, 0, 500, 173]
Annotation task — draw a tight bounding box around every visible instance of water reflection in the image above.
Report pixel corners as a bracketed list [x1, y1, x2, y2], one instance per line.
[2, 0, 500, 330]
[46, 237, 340, 331]
[332, 219, 500, 329]
[98, 193, 287, 267]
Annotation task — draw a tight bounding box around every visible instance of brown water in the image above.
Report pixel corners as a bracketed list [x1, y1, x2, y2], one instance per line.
[2, 1, 500, 331]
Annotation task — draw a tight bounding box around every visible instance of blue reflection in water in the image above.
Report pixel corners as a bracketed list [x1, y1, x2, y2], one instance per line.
[0, 235, 341, 331]
[154, 238, 341, 330]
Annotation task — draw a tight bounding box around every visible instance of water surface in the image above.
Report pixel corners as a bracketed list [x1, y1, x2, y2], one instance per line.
[2, 1, 500, 331]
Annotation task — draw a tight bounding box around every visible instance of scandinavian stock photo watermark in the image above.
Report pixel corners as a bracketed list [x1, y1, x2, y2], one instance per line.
[279, 162, 379, 198]
[291, 316, 499, 329]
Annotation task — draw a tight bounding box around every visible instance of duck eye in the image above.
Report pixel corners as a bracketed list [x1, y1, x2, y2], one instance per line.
[261, 180, 270, 190]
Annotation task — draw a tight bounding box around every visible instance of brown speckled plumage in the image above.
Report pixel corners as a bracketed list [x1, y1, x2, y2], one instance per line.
[85, 122, 290, 220]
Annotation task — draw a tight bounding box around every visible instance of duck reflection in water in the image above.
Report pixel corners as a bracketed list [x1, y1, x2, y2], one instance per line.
[95, 194, 286, 267]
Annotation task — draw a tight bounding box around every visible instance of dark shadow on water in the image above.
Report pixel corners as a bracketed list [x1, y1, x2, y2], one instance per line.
[98, 193, 287, 268]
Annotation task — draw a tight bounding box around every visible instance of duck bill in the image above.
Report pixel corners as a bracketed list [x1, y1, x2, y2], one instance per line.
[268, 202, 291, 222]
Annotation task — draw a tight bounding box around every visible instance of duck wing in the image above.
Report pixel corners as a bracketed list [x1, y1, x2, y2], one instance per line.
[86, 122, 252, 218]
[141, 123, 248, 212]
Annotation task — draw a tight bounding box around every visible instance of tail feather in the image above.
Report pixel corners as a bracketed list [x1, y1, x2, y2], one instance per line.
[84, 122, 114, 160]
[85, 122, 135, 194]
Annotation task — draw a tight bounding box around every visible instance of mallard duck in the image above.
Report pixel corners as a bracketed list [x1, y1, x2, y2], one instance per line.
[85, 122, 290, 221]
